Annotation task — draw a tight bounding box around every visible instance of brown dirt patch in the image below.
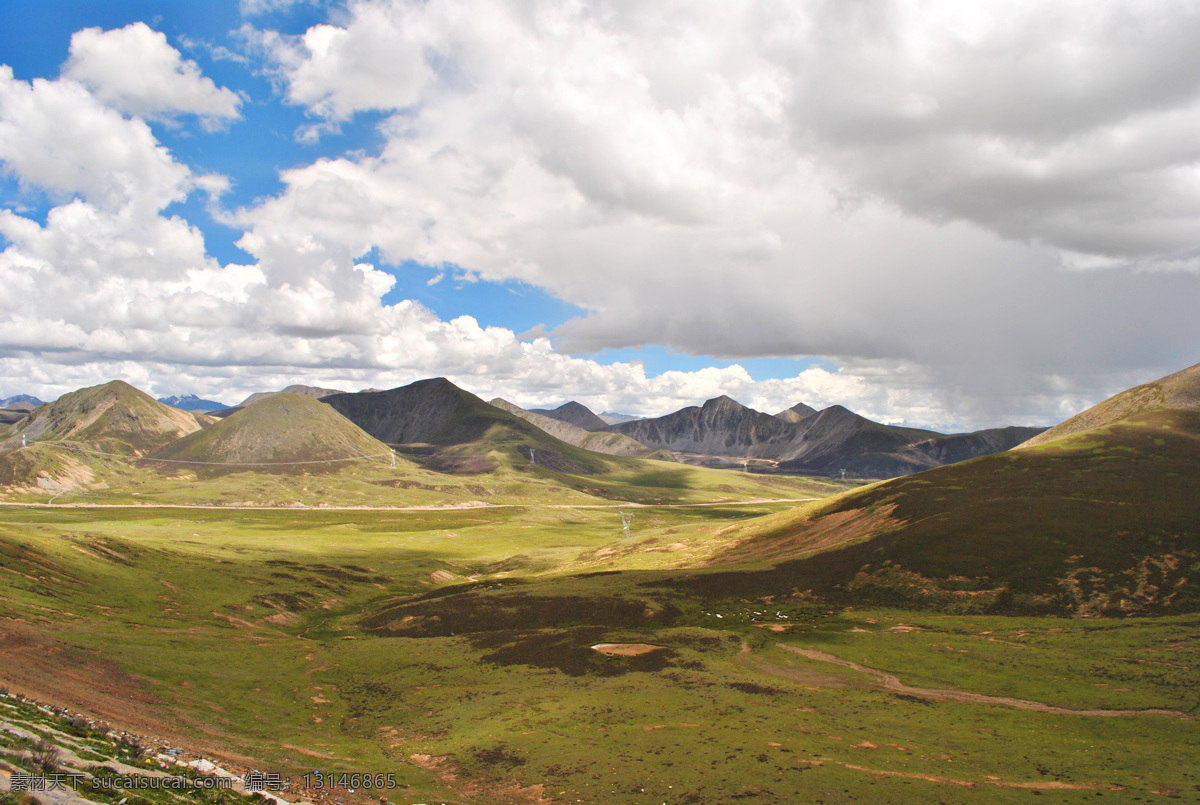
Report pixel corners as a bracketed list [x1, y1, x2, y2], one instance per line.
[590, 643, 664, 657]
[0, 618, 258, 767]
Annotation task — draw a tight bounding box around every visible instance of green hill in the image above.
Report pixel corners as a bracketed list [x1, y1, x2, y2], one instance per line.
[149, 393, 391, 473]
[1, 380, 207, 455]
[680, 362, 1200, 617]
[1019, 361, 1200, 447]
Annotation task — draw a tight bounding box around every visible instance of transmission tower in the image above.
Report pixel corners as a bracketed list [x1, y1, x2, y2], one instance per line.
[619, 510, 634, 533]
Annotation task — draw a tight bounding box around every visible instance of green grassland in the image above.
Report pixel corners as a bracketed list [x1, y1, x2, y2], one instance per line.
[2, 496, 1197, 803]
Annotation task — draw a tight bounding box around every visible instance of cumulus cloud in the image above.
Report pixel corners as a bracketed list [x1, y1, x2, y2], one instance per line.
[264, 8, 431, 121]
[0, 67, 192, 212]
[230, 0, 1200, 424]
[63, 23, 241, 126]
[4, 5, 1200, 431]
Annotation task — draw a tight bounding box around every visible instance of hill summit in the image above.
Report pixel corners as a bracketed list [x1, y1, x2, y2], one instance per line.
[530, 401, 609, 431]
[150, 393, 389, 471]
[2, 380, 206, 455]
[1019, 361, 1200, 448]
[322, 378, 524, 445]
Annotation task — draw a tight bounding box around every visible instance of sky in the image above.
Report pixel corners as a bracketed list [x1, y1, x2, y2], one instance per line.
[2, 0, 1199, 430]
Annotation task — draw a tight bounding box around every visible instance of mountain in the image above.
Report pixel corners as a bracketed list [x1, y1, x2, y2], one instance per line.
[695, 361, 1200, 617]
[0, 394, 44, 410]
[773, 405, 945, 476]
[488, 399, 667, 458]
[323, 378, 618, 474]
[607, 395, 1043, 478]
[157, 393, 229, 413]
[529, 401, 610, 431]
[323, 378, 517, 445]
[234, 384, 347, 409]
[150, 393, 389, 472]
[608, 395, 805, 458]
[774, 401, 818, 423]
[599, 411, 642, 425]
[1, 380, 207, 455]
[1018, 362, 1200, 448]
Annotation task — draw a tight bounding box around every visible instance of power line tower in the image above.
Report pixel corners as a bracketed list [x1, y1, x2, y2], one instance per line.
[529, 448, 536, 465]
[619, 510, 634, 534]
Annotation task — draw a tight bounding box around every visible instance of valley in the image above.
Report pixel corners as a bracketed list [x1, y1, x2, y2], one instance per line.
[1, 365, 1199, 803]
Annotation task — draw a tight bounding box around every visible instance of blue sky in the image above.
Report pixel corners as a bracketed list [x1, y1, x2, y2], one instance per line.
[2, 0, 826, 385]
[2, 0, 1199, 427]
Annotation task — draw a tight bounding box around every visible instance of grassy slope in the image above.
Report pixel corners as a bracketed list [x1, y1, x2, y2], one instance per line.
[150, 393, 391, 469]
[1020, 360, 1200, 447]
[2, 380, 206, 454]
[1, 505, 1196, 803]
[3, 371, 1199, 801]
[679, 407, 1200, 616]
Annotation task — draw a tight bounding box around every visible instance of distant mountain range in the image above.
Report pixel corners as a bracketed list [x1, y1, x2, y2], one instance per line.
[2, 375, 1049, 488]
[489, 398, 667, 459]
[0, 394, 44, 410]
[585, 395, 1043, 478]
[235, 384, 347, 409]
[599, 411, 642, 425]
[157, 393, 229, 412]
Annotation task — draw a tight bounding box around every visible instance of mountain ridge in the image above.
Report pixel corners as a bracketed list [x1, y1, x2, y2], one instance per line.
[608, 395, 1043, 478]
[489, 398, 668, 459]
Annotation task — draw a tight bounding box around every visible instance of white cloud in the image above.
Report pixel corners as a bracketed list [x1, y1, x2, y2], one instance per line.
[63, 23, 241, 126]
[4, 6, 1200, 432]
[0, 67, 192, 212]
[228, 0, 1200, 427]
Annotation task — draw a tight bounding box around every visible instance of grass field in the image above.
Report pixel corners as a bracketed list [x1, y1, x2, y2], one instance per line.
[2, 495, 1197, 803]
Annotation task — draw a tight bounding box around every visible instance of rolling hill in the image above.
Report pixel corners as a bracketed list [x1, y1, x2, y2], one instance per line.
[686, 361, 1200, 616]
[149, 393, 391, 473]
[1018, 361, 1200, 448]
[0, 380, 207, 455]
[234, 383, 347, 409]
